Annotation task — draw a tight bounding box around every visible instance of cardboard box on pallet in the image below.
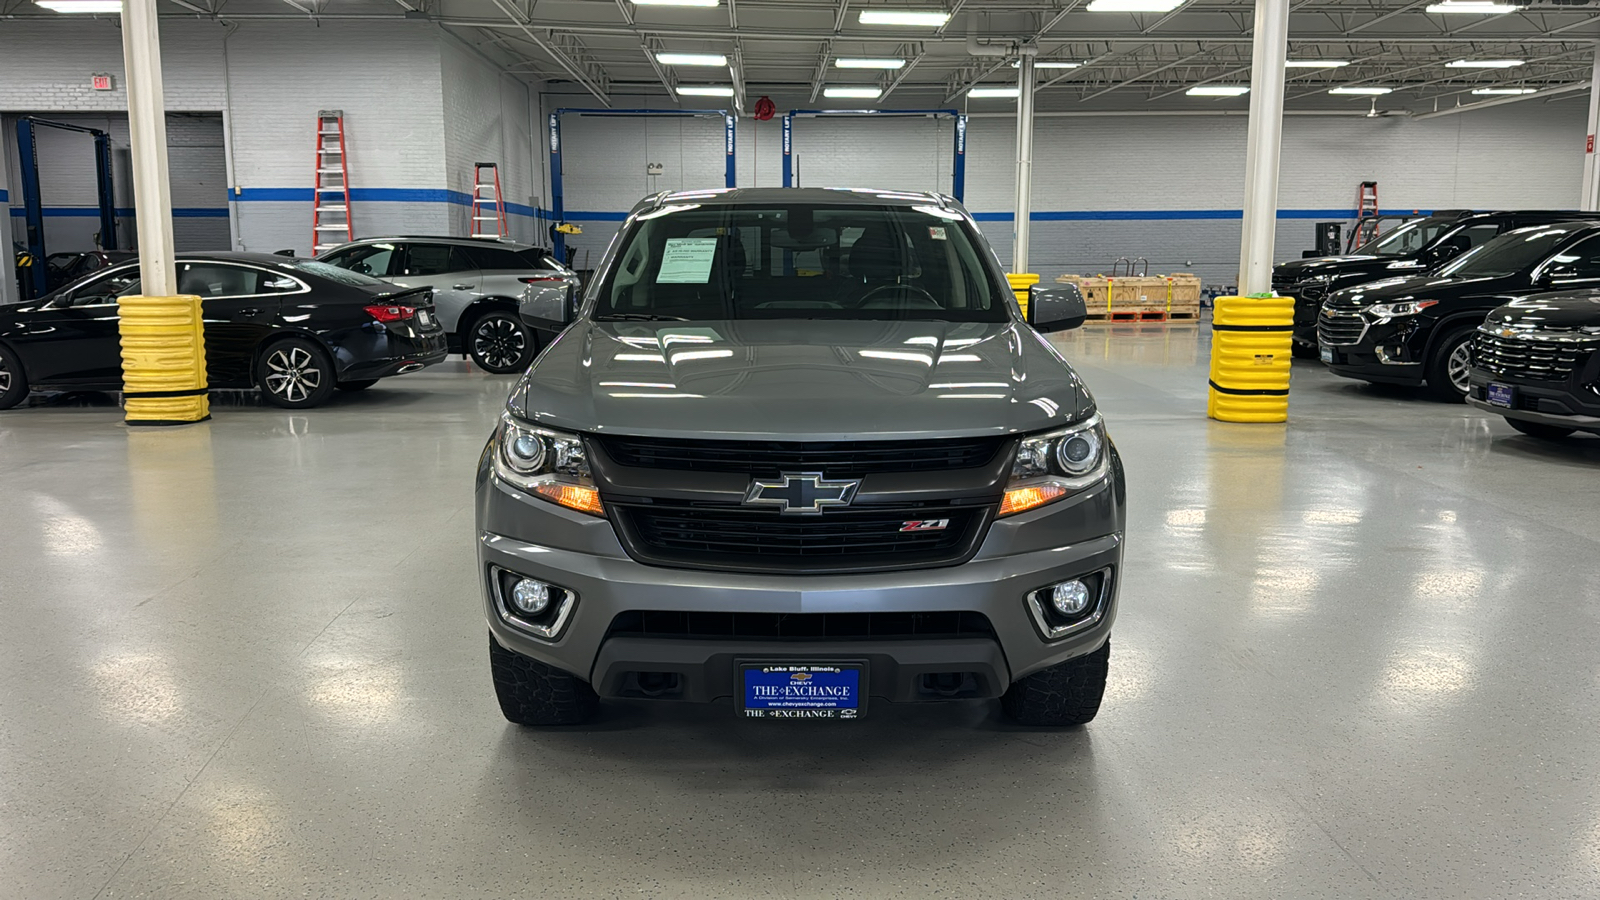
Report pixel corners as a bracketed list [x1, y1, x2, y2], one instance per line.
[1055, 273, 1202, 319]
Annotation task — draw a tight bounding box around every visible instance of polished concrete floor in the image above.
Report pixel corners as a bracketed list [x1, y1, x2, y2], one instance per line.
[4, 322, 1600, 899]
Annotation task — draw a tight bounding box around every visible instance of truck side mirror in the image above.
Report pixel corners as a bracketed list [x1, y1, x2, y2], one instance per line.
[1027, 284, 1088, 332]
[1538, 263, 1577, 287]
[519, 282, 576, 330]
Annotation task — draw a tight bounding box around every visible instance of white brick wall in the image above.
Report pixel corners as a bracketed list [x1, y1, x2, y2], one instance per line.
[439, 37, 539, 243]
[0, 19, 226, 112]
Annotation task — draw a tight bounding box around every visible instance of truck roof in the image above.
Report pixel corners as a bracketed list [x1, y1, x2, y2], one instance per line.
[627, 186, 958, 216]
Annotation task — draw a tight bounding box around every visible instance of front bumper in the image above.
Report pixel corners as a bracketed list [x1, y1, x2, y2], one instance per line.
[1321, 318, 1427, 386]
[476, 475, 1123, 704]
[1466, 368, 1600, 433]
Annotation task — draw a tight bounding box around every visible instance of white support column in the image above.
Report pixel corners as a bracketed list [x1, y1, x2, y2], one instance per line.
[1582, 47, 1600, 212]
[121, 0, 177, 296]
[1237, 0, 1289, 295]
[1011, 50, 1037, 274]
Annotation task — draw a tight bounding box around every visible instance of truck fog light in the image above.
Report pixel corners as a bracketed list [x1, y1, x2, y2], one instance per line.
[509, 578, 551, 615]
[1052, 580, 1091, 616]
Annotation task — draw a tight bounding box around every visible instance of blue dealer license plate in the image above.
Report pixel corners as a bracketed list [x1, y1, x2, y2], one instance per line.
[741, 663, 864, 719]
[1486, 383, 1515, 408]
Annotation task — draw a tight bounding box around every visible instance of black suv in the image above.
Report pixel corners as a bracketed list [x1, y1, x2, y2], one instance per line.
[1467, 291, 1600, 439]
[1275, 210, 1600, 357]
[1318, 221, 1600, 401]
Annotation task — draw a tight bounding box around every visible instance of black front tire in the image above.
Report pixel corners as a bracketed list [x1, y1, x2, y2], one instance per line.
[1506, 418, 1576, 440]
[0, 344, 28, 410]
[1424, 326, 1475, 403]
[467, 311, 536, 375]
[1291, 342, 1319, 360]
[1000, 640, 1110, 727]
[489, 635, 599, 726]
[255, 337, 337, 409]
[336, 379, 379, 392]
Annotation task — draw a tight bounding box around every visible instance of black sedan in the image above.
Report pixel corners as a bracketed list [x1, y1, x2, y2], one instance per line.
[1317, 221, 1600, 401]
[1467, 292, 1600, 439]
[0, 252, 447, 410]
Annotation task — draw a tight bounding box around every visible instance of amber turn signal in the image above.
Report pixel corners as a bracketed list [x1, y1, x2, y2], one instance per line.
[998, 483, 1068, 517]
[534, 483, 606, 516]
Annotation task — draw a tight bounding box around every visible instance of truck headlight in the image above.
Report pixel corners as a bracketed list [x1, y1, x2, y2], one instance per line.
[1365, 299, 1438, 320]
[1000, 414, 1110, 517]
[493, 412, 605, 516]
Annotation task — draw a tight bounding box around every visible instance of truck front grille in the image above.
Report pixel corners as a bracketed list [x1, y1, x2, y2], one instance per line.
[1473, 330, 1597, 382]
[610, 502, 990, 574]
[596, 435, 1005, 478]
[605, 609, 997, 641]
[1317, 308, 1367, 346]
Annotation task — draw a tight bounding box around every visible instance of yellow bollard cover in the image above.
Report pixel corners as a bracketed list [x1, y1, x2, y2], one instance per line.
[1007, 272, 1040, 318]
[1207, 295, 1293, 423]
[119, 294, 210, 425]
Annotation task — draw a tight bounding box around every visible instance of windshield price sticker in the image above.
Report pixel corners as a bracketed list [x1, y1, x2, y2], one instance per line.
[929, 226, 948, 241]
[741, 663, 863, 719]
[657, 237, 719, 284]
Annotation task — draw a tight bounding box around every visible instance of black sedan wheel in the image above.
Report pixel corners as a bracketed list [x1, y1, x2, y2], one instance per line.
[257, 338, 336, 409]
[469, 311, 534, 375]
[0, 345, 28, 410]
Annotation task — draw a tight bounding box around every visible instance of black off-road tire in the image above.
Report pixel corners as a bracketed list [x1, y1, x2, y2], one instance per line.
[1505, 418, 1576, 441]
[1000, 640, 1110, 727]
[1424, 326, 1476, 403]
[256, 337, 337, 409]
[467, 310, 536, 375]
[336, 379, 379, 392]
[489, 635, 599, 726]
[0, 344, 28, 410]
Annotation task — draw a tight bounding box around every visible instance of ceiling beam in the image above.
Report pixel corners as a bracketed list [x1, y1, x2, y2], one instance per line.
[878, 43, 925, 104]
[491, 0, 610, 105]
[1077, 45, 1213, 102]
[1414, 79, 1590, 117]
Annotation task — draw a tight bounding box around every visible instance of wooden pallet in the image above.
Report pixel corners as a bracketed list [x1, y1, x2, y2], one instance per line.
[1084, 307, 1201, 322]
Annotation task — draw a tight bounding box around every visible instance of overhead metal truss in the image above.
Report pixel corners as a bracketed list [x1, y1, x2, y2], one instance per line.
[19, 0, 1600, 111]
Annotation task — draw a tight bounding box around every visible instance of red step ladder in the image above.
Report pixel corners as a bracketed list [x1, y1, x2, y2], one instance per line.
[312, 110, 353, 254]
[471, 162, 508, 238]
[1348, 181, 1379, 252]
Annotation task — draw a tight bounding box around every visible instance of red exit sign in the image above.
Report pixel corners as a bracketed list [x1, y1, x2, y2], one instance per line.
[91, 74, 113, 91]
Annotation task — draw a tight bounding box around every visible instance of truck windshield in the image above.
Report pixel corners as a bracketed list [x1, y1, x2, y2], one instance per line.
[1437, 226, 1576, 279]
[1356, 217, 1456, 257]
[593, 203, 1007, 322]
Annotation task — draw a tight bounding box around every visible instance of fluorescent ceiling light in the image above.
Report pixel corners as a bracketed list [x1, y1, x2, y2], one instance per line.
[633, 0, 720, 6]
[35, 0, 122, 10]
[1014, 60, 1082, 69]
[1472, 87, 1538, 95]
[968, 86, 1021, 98]
[824, 86, 884, 99]
[858, 9, 952, 26]
[1447, 59, 1524, 68]
[1425, 1, 1519, 11]
[1085, 0, 1187, 12]
[1186, 85, 1249, 96]
[1286, 60, 1350, 68]
[1330, 86, 1394, 95]
[655, 52, 727, 66]
[677, 85, 735, 96]
[836, 57, 906, 69]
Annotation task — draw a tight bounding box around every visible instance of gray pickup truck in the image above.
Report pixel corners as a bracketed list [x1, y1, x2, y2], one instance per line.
[475, 187, 1125, 727]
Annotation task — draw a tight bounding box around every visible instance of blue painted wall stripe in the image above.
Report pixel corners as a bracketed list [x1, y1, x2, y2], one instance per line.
[233, 187, 539, 217]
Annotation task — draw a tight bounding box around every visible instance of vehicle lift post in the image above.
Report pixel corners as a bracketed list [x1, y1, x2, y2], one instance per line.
[547, 108, 737, 261]
[15, 117, 120, 298]
[781, 109, 968, 203]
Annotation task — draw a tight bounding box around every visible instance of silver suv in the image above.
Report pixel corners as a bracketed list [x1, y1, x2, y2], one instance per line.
[317, 236, 579, 373]
[477, 188, 1123, 727]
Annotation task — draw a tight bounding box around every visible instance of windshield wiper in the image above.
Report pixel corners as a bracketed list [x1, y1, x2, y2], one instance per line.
[596, 313, 691, 322]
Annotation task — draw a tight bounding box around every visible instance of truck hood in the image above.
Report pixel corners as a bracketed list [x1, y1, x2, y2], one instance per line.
[1486, 291, 1600, 330]
[510, 319, 1094, 440]
[1328, 273, 1516, 305]
[1274, 255, 1414, 283]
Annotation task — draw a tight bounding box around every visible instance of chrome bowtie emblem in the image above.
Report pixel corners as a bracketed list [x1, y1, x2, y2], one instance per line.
[743, 472, 860, 515]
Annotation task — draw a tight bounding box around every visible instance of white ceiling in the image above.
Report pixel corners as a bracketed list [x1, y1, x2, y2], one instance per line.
[10, 0, 1600, 113]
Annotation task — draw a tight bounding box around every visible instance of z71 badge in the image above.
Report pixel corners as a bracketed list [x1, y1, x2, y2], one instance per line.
[899, 519, 951, 532]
